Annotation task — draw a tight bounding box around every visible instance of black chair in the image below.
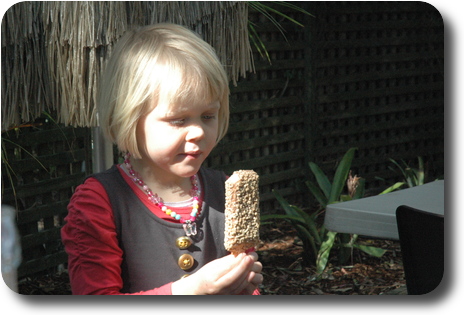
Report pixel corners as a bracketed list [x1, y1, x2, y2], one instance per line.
[396, 205, 444, 295]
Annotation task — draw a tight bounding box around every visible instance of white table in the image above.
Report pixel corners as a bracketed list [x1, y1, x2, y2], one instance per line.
[324, 180, 444, 240]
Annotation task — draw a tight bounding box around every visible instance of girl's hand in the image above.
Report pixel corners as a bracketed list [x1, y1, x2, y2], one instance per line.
[171, 252, 263, 295]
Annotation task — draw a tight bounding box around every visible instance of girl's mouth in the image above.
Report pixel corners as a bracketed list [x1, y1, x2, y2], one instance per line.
[182, 151, 202, 159]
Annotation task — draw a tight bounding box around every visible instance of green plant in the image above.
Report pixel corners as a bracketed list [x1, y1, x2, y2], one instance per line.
[388, 156, 425, 187]
[263, 148, 402, 275]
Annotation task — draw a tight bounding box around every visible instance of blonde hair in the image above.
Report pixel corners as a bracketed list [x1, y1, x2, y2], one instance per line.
[98, 23, 230, 158]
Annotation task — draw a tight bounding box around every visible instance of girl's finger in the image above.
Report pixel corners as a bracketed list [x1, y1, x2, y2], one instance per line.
[218, 254, 254, 293]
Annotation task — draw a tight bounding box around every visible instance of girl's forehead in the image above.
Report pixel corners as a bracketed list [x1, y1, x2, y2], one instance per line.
[155, 100, 220, 116]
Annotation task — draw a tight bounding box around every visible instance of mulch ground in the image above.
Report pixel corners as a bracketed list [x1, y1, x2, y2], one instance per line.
[257, 221, 407, 295]
[17, 221, 406, 295]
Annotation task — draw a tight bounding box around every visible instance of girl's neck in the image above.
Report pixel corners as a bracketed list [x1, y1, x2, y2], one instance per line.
[123, 157, 193, 203]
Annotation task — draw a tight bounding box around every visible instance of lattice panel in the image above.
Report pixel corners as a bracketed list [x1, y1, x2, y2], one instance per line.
[305, 2, 444, 193]
[1, 119, 92, 277]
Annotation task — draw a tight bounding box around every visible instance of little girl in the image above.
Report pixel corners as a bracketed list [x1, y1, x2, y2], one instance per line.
[61, 23, 263, 295]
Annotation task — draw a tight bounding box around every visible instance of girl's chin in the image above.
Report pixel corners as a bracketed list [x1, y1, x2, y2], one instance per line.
[172, 165, 201, 178]
[174, 158, 204, 173]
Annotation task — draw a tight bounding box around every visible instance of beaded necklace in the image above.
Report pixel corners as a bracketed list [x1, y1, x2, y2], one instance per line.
[123, 153, 200, 236]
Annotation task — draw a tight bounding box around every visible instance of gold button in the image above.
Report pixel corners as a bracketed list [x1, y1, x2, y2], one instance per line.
[178, 254, 194, 270]
[180, 274, 190, 279]
[176, 236, 192, 250]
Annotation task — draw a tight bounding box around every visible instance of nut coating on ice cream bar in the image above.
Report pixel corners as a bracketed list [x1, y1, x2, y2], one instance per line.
[224, 170, 260, 254]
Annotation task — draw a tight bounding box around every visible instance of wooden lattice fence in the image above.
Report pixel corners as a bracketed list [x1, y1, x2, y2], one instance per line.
[208, 1, 444, 209]
[303, 1, 444, 192]
[1, 121, 92, 277]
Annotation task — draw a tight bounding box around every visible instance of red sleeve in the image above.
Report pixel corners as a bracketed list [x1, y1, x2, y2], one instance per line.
[61, 177, 173, 295]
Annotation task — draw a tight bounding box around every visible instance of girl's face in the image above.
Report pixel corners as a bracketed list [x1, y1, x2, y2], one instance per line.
[136, 100, 220, 181]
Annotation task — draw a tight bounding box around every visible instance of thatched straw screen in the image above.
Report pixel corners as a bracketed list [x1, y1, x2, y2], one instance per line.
[1, 1, 253, 131]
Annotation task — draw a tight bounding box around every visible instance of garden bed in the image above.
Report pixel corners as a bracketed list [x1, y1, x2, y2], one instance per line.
[257, 221, 406, 295]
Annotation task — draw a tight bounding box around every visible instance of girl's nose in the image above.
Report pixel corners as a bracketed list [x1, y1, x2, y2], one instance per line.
[185, 124, 205, 142]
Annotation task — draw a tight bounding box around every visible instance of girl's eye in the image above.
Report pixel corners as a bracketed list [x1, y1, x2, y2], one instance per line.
[169, 119, 185, 126]
[168, 114, 216, 126]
